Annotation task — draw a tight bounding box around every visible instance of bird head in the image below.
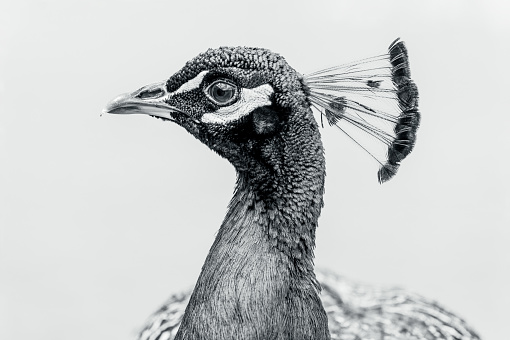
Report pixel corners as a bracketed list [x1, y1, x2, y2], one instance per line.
[104, 47, 320, 175]
[104, 40, 420, 183]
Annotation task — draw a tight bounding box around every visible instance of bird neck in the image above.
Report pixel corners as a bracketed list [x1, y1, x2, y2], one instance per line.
[175, 110, 329, 340]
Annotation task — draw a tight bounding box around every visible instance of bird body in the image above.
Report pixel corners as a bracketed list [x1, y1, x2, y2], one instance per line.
[104, 40, 480, 340]
[138, 272, 480, 340]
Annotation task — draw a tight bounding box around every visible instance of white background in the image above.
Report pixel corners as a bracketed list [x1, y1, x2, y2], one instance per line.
[1, 1, 508, 339]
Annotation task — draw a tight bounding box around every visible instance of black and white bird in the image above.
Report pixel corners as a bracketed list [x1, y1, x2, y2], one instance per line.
[104, 39, 480, 340]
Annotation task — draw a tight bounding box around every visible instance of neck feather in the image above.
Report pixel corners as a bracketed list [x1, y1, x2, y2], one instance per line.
[175, 110, 329, 340]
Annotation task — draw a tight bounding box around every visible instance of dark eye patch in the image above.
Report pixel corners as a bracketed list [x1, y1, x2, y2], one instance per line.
[164, 68, 275, 122]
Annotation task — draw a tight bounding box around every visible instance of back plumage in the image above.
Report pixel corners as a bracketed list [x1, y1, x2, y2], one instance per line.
[138, 271, 480, 340]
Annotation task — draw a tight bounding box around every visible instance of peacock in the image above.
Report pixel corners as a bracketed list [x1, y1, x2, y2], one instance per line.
[104, 39, 480, 340]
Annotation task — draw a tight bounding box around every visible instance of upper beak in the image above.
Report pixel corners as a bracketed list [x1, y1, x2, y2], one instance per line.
[102, 81, 180, 121]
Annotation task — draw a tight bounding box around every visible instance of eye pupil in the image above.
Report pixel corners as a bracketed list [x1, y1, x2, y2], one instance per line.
[207, 81, 237, 105]
[215, 87, 226, 98]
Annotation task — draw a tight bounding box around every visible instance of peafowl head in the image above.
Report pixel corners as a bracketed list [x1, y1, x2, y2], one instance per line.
[104, 40, 419, 184]
[104, 47, 318, 178]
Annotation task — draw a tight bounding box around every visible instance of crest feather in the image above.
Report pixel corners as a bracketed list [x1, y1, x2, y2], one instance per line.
[305, 38, 420, 183]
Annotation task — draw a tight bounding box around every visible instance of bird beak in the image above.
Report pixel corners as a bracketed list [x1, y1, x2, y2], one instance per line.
[103, 81, 180, 121]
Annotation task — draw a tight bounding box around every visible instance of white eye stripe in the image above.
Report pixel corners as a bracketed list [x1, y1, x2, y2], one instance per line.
[201, 84, 273, 124]
[172, 70, 209, 96]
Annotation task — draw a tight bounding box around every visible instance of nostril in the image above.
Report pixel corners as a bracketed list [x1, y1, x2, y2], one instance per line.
[138, 88, 164, 99]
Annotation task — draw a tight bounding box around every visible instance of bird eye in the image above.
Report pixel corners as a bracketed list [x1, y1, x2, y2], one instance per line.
[205, 80, 238, 106]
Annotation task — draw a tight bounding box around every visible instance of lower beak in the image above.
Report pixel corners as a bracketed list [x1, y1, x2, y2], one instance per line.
[103, 81, 180, 121]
